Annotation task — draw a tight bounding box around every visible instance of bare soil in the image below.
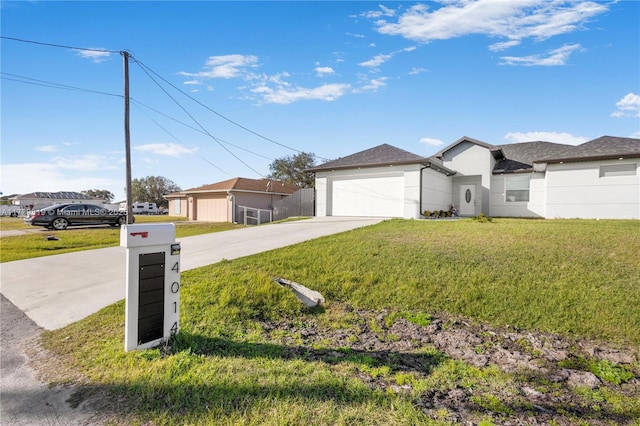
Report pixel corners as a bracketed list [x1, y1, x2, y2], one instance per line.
[15, 301, 640, 425]
[262, 306, 640, 425]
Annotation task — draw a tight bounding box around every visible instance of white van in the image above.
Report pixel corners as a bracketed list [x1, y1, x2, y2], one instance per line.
[121, 202, 159, 215]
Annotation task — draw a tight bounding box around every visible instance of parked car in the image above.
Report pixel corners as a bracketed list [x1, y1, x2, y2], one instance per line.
[24, 203, 130, 230]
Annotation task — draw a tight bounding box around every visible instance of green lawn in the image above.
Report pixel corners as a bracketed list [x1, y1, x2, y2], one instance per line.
[0, 216, 242, 262]
[39, 218, 640, 425]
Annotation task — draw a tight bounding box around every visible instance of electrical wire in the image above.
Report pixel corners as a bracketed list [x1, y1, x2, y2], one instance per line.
[1, 71, 274, 164]
[132, 58, 330, 162]
[0, 72, 121, 98]
[130, 99, 273, 161]
[2, 36, 327, 166]
[132, 58, 266, 177]
[131, 101, 232, 176]
[1, 36, 121, 54]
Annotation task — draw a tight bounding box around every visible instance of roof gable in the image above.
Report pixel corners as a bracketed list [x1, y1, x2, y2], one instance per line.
[307, 143, 428, 172]
[435, 136, 498, 159]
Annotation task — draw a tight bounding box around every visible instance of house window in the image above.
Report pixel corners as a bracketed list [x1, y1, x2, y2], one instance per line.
[173, 200, 181, 215]
[599, 163, 637, 177]
[505, 175, 530, 202]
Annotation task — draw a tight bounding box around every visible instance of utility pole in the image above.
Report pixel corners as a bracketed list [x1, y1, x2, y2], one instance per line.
[122, 51, 134, 224]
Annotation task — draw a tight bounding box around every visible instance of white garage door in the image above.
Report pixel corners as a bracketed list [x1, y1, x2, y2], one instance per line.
[330, 175, 404, 217]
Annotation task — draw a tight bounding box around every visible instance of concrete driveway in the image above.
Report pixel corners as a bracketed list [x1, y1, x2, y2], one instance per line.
[1, 216, 384, 331]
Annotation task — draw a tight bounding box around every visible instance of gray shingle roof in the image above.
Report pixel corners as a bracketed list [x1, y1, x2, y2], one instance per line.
[494, 141, 577, 173]
[539, 136, 640, 163]
[306, 143, 429, 171]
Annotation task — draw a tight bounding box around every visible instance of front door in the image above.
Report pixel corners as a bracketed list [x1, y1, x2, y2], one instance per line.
[459, 184, 476, 216]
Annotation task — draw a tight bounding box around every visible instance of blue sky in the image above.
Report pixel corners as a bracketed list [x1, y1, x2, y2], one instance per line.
[2, 0, 639, 202]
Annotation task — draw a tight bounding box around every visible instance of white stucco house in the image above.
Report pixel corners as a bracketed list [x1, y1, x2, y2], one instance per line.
[307, 135, 640, 220]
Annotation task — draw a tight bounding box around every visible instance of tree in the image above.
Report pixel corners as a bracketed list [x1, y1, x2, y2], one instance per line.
[267, 152, 317, 188]
[82, 189, 115, 202]
[130, 176, 181, 208]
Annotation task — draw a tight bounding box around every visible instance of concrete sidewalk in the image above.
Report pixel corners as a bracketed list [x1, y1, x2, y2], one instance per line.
[0, 216, 384, 331]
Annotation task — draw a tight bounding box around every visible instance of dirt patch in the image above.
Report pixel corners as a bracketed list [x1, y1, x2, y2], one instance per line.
[21, 302, 639, 425]
[261, 306, 640, 425]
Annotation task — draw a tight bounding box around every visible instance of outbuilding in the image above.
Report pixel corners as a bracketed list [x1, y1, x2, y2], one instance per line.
[164, 177, 299, 222]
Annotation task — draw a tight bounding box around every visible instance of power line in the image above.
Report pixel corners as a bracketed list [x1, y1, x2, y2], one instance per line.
[132, 58, 330, 162]
[131, 101, 232, 176]
[130, 99, 273, 161]
[0, 35, 121, 54]
[1, 71, 273, 165]
[1, 72, 122, 98]
[133, 58, 266, 177]
[3, 35, 329, 164]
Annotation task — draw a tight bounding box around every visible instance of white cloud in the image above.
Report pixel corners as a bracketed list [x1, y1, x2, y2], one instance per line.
[611, 92, 640, 118]
[183, 80, 201, 85]
[253, 83, 351, 105]
[359, 46, 416, 69]
[630, 131, 640, 139]
[50, 154, 118, 171]
[134, 143, 197, 157]
[354, 77, 388, 93]
[488, 40, 521, 52]
[75, 49, 112, 63]
[368, 1, 607, 49]
[500, 44, 582, 66]
[419, 137, 445, 147]
[504, 131, 589, 145]
[358, 4, 396, 19]
[179, 54, 259, 80]
[359, 53, 392, 68]
[315, 66, 336, 77]
[34, 145, 58, 152]
[1, 162, 121, 197]
[409, 67, 428, 75]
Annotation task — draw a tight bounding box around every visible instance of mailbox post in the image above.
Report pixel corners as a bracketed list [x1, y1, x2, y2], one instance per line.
[120, 223, 181, 351]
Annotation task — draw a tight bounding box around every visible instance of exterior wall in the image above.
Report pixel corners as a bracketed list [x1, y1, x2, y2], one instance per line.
[489, 173, 545, 218]
[421, 167, 453, 213]
[170, 198, 188, 216]
[403, 165, 424, 219]
[442, 142, 494, 214]
[234, 192, 289, 223]
[315, 176, 328, 216]
[545, 160, 640, 219]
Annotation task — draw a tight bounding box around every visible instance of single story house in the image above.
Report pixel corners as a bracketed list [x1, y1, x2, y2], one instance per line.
[307, 135, 640, 220]
[11, 191, 99, 211]
[164, 177, 299, 222]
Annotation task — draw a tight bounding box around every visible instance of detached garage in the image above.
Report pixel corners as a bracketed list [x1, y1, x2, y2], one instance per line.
[164, 177, 299, 222]
[308, 144, 454, 219]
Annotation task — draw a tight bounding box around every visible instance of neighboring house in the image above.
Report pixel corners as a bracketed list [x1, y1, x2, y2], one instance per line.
[11, 191, 100, 211]
[164, 177, 299, 222]
[307, 135, 640, 220]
